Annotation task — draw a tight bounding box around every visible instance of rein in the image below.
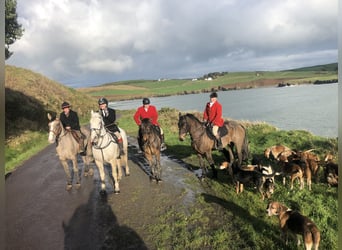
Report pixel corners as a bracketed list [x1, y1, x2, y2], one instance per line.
[183, 116, 206, 143]
[49, 120, 68, 144]
[91, 118, 116, 150]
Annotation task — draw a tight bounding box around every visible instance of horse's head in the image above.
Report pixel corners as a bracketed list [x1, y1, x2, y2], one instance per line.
[47, 114, 62, 144]
[140, 118, 153, 132]
[90, 110, 104, 144]
[178, 113, 189, 141]
[139, 118, 156, 141]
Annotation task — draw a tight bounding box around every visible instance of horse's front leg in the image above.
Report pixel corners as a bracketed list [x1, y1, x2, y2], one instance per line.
[197, 154, 208, 179]
[82, 155, 94, 177]
[60, 158, 73, 190]
[71, 157, 81, 189]
[156, 153, 162, 182]
[145, 152, 155, 181]
[205, 152, 217, 179]
[95, 160, 107, 195]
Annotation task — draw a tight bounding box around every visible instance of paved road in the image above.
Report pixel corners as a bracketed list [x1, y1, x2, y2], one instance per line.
[5, 138, 196, 249]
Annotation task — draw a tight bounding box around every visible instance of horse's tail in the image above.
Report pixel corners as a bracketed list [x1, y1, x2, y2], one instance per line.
[241, 128, 249, 161]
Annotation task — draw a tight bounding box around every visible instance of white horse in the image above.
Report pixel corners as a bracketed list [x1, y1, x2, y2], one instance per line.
[47, 113, 93, 190]
[90, 110, 129, 194]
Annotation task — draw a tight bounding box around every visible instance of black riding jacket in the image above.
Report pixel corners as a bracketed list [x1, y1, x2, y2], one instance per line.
[100, 107, 120, 133]
[60, 110, 81, 130]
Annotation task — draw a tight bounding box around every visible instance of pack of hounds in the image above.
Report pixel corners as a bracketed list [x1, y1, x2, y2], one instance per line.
[219, 144, 338, 250]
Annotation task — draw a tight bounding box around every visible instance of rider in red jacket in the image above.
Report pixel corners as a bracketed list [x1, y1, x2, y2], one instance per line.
[203, 92, 224, 150]
[134, 98, 167, 151]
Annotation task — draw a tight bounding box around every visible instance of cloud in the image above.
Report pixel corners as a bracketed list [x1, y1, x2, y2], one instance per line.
[7, 0, 338, 87]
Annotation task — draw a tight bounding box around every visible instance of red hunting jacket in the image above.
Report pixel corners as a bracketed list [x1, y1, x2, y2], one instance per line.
[134, 105, 160, 126]
[203, 101, 224, 127]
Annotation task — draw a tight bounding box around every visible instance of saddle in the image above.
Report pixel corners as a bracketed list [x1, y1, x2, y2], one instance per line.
[205, 124, 228, 139]
[70, 130, 85, 143]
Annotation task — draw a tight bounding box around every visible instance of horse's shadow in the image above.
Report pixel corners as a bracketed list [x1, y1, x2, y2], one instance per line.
[63, 189, 148, 249]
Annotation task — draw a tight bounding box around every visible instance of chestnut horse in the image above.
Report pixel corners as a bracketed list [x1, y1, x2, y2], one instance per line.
[138, 118, 162, 182]
[178, 113, 249, 179]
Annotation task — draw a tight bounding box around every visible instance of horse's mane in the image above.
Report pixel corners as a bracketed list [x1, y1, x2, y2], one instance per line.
[141, 117, 152, 124]
[140, 118, 156, 134]
[90, 111, 103, 121]
[184, 113, 202, 123]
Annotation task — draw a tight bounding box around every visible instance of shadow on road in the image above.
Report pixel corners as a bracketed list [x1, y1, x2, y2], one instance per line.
[63, 190, 148, 249]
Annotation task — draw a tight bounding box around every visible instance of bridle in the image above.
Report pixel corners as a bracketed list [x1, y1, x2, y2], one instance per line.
[179, 115, 206, 143]
[48, 119, 66, 142]
[90, 116, 115, 149]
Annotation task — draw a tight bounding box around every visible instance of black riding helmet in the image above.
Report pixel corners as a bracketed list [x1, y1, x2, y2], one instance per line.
[142, 98, 150, 105]
[98, 97, 108, 105]
[61, 101, 71, 109]
[210, 92, 218, 98]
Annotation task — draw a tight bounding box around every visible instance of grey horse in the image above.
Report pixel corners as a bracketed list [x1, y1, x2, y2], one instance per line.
[47, 113, 93, 190]
[90, 110, 129, 194]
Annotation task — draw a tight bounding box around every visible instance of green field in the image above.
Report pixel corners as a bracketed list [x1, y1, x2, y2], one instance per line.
[78, 63, 338, 101]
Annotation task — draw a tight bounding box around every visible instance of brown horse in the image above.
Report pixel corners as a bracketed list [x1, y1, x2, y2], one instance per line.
[139, 118, 162, 182]
[47, 113, 93, 190]
[178, 113, 249, 178]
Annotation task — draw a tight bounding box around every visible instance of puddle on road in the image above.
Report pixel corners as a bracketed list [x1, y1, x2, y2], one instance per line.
[82, 136, 206, 206]
[127, 136, 203, 206]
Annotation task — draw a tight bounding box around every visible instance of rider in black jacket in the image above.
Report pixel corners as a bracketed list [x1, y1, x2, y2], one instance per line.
[98, 97, 125, 156]
[59, 101, 86, 155]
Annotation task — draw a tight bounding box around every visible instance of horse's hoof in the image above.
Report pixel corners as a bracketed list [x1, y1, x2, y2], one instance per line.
[84, 172, 89, 177]
[66, 184, 72, 191]
[114, 190, 120, 194]
[75, 183, 81, 189]
[126, 173, 130, 176]
[99, 189, 107, 196]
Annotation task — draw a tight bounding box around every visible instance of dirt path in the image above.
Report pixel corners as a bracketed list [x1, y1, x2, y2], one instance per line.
[5, 137, 203, 249]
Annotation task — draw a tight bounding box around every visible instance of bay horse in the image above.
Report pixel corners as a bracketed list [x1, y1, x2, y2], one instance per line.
[178, 113, 249, 179]
[47, 113, 93, 190]
[138, 118, 162, 182]
[90, 110, 129, 194]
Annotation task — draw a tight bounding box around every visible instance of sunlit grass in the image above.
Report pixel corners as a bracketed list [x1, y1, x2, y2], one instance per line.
[6, 107, 337, 249]
[121, 108, 337, 249]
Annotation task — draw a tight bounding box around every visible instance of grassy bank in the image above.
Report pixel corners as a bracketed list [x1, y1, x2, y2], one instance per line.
[118, 108, 337, 249]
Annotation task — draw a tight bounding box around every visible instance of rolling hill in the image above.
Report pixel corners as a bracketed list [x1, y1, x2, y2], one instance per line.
[5, 65, 98, 139]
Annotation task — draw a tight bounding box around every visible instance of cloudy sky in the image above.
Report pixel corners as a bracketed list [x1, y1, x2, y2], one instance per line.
[7, 0, 338, 88]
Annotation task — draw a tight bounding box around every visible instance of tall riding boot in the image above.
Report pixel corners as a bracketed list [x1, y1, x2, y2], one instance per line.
[79, 141, 86, 156]
[216, 136, 223, 150]
[118, 138, 125, 156]
[160, 134, 167, 151]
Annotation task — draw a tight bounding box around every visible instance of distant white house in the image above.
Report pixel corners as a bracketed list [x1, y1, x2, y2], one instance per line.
[192, 78, 198, 81]
[205, 77, 213, 81]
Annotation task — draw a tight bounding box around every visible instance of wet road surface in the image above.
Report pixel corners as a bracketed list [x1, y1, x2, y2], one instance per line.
[5, 137, 200, 249]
